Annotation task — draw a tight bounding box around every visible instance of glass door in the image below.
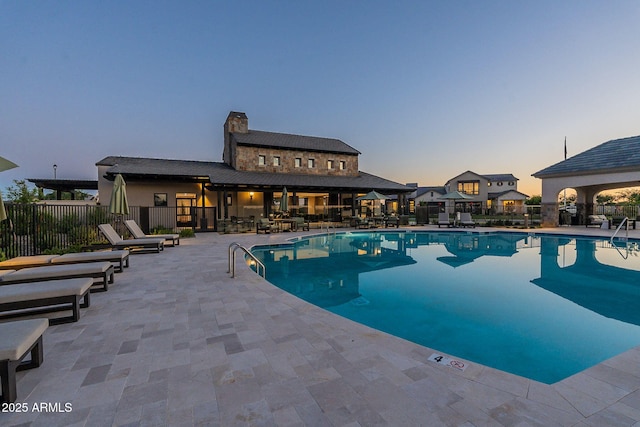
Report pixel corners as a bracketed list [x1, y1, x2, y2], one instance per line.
[176, 193, 196, 227]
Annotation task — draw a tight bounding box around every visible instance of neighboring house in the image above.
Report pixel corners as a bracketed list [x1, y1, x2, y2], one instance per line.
[410, 171, 528, 215]
[97, 111, 412, 231]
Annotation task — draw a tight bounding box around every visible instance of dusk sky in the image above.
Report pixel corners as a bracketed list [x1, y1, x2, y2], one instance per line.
[2, 1, 640, 197]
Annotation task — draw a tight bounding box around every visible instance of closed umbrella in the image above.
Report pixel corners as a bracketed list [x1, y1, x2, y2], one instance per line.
[109, 174, 129, 235]
[0, 190, 6, 222]
[280, 187, 288, 213]
[109, 174, 129, 215]
[0, 157, 18, 222]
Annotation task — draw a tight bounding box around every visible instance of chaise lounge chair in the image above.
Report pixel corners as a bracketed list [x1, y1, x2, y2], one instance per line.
[124, 220, 179, 246]
[0, 251, 130, 273]
[438, 213, 453, 228]
[459, 212, 476, 228]
[1, 318, 48, 403]
[98, 224, 164, 253]
[0, 277, 93, 325]
[0, 262, 115, 292]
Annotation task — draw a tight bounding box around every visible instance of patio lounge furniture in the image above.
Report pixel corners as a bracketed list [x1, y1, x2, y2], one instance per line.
[459, 212, 476, 228]
[0, 251, 130, 273]
[612, 216, 636, 229]
[291, 217, 310, 231]
[50, 250, 130, 273]
[0, 278, 92, 325]
[587, 215, 608, 228]
[0, 262, 115, 292]
[98, 224, 164, 253]
[0, 318, 48, 403]
[385, 216, 399, 228]
[124, 220, 179, 246]
[0, 255, 59, 270]
[438, 213, 453, 228]
[256, 218, 278, 234]
[356, 217, 372, 229]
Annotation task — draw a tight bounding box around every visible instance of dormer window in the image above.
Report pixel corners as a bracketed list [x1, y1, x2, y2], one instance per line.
[258, 155, 266, 166]
[327, 160, 334, 169]
[295, 158, 302, 168]
[339, 160, 346, 170]
[273, 156, 281, 166]
[308, 158, 315, 168]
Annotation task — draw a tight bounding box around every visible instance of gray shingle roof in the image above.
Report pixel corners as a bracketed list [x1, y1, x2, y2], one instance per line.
[231, 130, 361, 155]
[533, 135, 640, 177]
[483, 174, 518, 182]
[96, 156, 411, 193]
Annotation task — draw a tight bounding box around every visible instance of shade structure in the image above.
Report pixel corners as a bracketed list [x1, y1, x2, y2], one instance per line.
[280, 187, 288, 212]
[0, 156, 18, 173]
[0, 190, 6, 222]
[109, 174, 129, 215]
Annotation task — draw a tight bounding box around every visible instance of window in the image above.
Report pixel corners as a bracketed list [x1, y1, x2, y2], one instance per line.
[154, 193, 167, 207]
[308, 158, 315, 168]
[497, 182, 503, 186]
[457, 181, 479, 195]
[258, 155, 266, 166]
[339, 160, 346, 170]
[295, 158, 302, 168]
[327, 160, 334, 169]
[508, 181, 515, 186]
[273, 156, 281, 166]
[487, 182, 492, 187]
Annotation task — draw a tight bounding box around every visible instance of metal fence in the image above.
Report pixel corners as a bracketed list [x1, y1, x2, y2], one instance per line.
[0, 203, 217, 258]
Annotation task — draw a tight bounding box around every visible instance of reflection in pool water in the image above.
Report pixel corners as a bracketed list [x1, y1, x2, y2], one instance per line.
[251, 231, 640, 383]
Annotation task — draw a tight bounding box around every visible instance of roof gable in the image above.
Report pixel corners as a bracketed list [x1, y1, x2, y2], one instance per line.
[533, 135, 640, 177]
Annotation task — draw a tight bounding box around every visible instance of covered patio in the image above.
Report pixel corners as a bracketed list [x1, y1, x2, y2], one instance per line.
[533, 135, 640, 226]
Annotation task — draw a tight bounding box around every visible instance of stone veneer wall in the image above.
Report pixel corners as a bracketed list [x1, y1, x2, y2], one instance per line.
[234, 146, 359, 176]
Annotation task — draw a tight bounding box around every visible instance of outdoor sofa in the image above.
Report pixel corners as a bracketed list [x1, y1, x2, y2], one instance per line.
[0, 277, 93, 325]
[0, 262, 115, 292]
[125, 219, 179, 246]
[0, 318, 48, 403]
[98, 224, 164, 253]
[256, 218, 278, 234]
[586, 214, 608, 228]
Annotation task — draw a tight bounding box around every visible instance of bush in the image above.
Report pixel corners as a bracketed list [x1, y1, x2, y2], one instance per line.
[179, 228, 195, 238]
[152, 226, 174, 234]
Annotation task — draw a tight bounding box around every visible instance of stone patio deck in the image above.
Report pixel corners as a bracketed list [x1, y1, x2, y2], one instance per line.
[2, 225, 640, 426]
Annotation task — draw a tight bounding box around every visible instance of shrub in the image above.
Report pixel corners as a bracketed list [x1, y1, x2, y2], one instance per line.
[179, 228, 195, 238]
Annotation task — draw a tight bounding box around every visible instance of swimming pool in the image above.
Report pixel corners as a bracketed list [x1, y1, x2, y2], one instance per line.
[250, 231, 640, 384]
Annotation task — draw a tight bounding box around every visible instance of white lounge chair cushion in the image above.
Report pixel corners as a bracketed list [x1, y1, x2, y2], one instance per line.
[125, 220, 179, 240]
[0, 318, 48, 361]
[0, 278, 93, 304]
[0, 255, 58, 270]
[0, 262, 112, 282]
[51, 250, 128, 264]
[0, 270, 15, 278]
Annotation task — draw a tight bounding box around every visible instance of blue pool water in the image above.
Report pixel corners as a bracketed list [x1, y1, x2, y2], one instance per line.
[250, 231, 640, 384]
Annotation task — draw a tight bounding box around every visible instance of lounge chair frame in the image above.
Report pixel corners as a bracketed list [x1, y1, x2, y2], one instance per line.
[98, 224, 164, 253]
[0, 319, 47, 403]
[124, 220, 179, 246]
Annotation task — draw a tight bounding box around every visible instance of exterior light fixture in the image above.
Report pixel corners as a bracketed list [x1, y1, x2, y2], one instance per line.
[249, 192, 254, 201]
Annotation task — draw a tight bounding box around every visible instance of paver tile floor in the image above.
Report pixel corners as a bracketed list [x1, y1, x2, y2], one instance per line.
[2, 226, 640, 426]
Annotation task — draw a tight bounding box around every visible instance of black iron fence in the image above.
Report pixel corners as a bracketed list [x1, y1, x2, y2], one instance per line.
[0, 203, 217, 258]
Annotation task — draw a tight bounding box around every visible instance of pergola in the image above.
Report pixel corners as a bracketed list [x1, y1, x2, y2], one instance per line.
[533, 135, 640, 226]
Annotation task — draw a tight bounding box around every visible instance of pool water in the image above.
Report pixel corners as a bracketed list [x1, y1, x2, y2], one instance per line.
[250, 231, 640, 384]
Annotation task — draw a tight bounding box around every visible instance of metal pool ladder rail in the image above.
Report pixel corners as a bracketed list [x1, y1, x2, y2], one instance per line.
[610, 217, 629, 245]
[228, 242, 266, 278]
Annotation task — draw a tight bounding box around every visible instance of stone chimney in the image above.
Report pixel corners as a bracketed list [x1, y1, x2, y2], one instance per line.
[223, 111, 248, 167]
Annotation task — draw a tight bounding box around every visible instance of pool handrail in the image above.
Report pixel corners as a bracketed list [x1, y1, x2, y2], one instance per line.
[228, 242, 266, 278]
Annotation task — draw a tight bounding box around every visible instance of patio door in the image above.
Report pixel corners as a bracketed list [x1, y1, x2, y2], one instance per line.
[176, 193, 196, 227]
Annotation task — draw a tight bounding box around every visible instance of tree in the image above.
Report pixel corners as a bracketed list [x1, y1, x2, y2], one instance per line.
[596, 194, 616, 205]
[4, 180, 40, 203]
[525, 195, 541, 205]
[617, 189, 640, 205]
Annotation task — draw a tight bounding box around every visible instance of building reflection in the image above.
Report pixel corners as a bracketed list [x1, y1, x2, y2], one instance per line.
[531, 236, 640, 325]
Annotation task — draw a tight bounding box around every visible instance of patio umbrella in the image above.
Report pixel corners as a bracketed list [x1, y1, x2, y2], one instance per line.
[0, 190, 6, 221]
[109, 174, 129, 215]
[280, 187, 288, 213]
[0, 157, 18, 221]
[0, 156, 18, 173]
[439, 190, 473, 224]
[357, 190, 390, 217]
